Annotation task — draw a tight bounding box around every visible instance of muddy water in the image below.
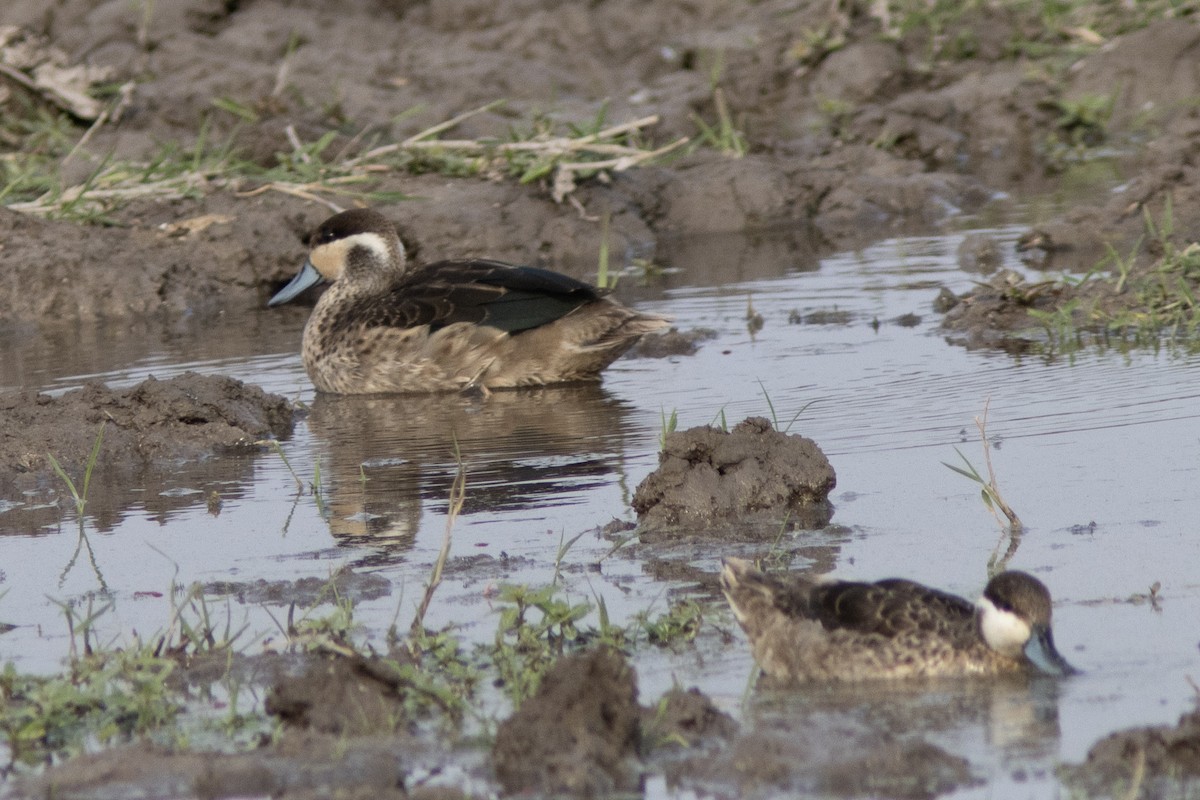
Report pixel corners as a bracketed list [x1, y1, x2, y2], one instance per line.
[3, 222, 1200, 795]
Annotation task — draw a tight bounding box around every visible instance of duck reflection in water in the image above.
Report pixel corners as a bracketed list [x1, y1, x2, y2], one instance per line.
[304, 384, 639, 558]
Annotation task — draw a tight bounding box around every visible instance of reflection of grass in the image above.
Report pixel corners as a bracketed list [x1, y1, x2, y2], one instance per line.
[47, 423, 105, 519]
[48, 424, 109, 591]
[410, 442, 466, 635]
[942, 400, 1022, 575]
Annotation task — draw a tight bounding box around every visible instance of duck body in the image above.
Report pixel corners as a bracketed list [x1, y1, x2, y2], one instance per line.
[269, 209, 670, 394]
[719, 557, 1077, 683]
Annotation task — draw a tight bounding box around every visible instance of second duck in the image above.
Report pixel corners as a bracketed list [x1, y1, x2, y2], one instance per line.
[720, 557, 1078, 683]
[269, 208, 671, 394]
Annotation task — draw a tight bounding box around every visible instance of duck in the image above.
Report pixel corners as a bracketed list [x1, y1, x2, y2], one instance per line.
[268, 208, 671, 394]
[719, 557, 1077, 683]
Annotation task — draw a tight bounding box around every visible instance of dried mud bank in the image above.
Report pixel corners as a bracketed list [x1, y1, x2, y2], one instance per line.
[12, 0, 1186, 328]
[940, 20, 1200, 346]
[5, 3, 1199, 344]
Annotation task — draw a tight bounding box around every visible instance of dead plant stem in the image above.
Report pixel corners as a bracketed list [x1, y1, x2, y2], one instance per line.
[976, 399, 1022, 529]
[410, 442, 466, 635]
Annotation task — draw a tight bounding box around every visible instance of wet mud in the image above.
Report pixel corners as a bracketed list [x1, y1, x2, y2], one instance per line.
[19, 646, 738, 800]
[204, 566, 393, 608]
[665, 717, 979, 800]
[1060, 705, 1200, 800]
[633, 416, 836, 538]
[266, 652, 418, 737]
[2, 4, 1199, 339]
[0, 372, 292, 531]
[17, 736, 418, 800]
[492, 647, 642, 795]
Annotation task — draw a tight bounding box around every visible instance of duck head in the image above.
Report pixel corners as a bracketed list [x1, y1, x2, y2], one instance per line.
[269, 209, 406, 306]
[977, 570, 1078, 676]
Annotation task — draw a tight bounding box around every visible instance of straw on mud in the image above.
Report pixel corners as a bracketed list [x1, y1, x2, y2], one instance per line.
[346, 99, 509, 164]
[285, 125, 311, 164]
[350, 112, 668, 163]
[551, 134, 688, 202]
[410, 441, 466, 636]
[12, 101, 679, 216]
[59, 85, 125, 171]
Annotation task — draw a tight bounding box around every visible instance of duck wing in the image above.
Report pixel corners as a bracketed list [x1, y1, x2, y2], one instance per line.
[371, 259, 603, 333]
[806, 579, 977, 640]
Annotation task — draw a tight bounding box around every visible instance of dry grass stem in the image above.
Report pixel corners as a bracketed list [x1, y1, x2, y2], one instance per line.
[8, 99, 682, 216]
[974, 399, 1022, 529]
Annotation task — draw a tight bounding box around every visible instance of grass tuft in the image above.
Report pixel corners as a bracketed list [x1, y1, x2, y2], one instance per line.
[47, 423, 105, 519]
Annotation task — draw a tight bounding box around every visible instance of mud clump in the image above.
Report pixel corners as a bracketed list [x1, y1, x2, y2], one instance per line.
[266, 653, 414, 737]
[1060, 707, 1200, 799]
[632, 416, 836, 536]
[643, 687, 738, 748]
[206, 566, 393, 608]
[492, 647, 642, 796]
[0, 371, 293, 487]
[0, 371, 292, 473]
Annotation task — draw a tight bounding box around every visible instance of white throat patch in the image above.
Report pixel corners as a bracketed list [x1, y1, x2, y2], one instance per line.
[977, 595, 1031, 656]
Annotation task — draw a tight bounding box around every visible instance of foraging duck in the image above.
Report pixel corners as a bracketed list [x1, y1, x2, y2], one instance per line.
[719, 558, 1077, 682]
[269, 208, 671, 394]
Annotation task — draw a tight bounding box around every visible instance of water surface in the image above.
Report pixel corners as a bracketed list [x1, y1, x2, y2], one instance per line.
[2, 222, 1198, 796]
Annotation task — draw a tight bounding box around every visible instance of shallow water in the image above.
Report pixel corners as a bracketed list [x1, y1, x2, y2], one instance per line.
[3, 221, 1200, 796]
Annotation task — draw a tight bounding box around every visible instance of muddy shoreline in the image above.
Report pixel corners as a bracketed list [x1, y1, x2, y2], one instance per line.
[4, 4, 1198, 337]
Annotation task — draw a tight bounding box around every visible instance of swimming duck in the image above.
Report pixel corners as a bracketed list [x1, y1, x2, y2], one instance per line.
[268, 208, 671, 394]
[719, 558, 1077, 682]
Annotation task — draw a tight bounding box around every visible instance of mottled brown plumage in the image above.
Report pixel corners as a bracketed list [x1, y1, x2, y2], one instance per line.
[269, 209, 670, 394]
[720, 558, 1076, 683]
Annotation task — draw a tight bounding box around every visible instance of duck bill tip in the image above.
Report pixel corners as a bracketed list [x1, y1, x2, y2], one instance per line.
[268, 260, 323, 307]
[1025, 627, 1079, 677]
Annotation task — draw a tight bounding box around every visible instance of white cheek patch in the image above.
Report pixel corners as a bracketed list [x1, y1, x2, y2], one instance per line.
[309, 232, 394, 281]
[977, 595, 1031, 656]
[345, 231, 392, 264]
